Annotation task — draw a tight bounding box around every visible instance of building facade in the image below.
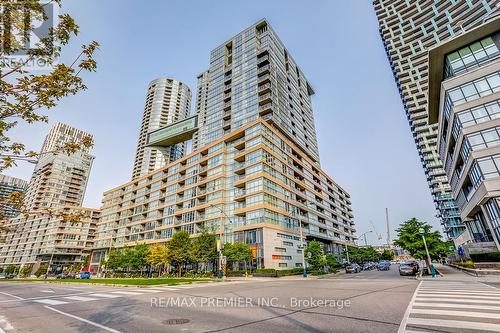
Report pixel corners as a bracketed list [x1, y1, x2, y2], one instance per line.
[0, 206, 99, 270]
[373, 0, 500, 239]
[428, 16, 500, 253]
[131, 78, 192, 179]
[0, 175, 28, 218]
[196, 19, 320, 163]
[192, 70, 210, 151]
[93, 119, 355, 270]
[23, 122, 94, 212]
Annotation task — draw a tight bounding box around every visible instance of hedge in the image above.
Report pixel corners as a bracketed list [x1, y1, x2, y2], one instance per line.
[470, 251, 500, 263]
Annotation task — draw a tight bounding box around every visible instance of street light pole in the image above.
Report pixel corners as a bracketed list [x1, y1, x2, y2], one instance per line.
[359, 231, 373, 247]
[210, 204, 230, 279]
[298, 218, 307, 277]
[419, 228, 435, 277]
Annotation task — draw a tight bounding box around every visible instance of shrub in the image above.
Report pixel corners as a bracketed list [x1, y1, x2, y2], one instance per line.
[309, 270, 328, 276]
[470, 251, 500, 263]
[34, 263, 48, 277]
[253, 268, 277, 277]
[226, 270, 247, 277]
[454, 260, 475, 269]
[276, 268, 303, 276]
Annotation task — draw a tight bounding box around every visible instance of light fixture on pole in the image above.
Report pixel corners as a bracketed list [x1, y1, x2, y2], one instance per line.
[210, 204, 231, 279]
[419, 227, 435, 277]
[359, 230, 373, 246]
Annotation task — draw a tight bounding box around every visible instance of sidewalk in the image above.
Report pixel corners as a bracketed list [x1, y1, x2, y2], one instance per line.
[420, 263, 500, 283]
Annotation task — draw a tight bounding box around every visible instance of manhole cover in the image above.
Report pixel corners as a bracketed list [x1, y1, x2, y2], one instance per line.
[163, 319, 190, 325]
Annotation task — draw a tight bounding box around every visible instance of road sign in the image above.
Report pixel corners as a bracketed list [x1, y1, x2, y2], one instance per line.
[457, 246, 464, 256]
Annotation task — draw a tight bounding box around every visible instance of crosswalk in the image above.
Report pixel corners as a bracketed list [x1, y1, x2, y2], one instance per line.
[30, 281, 240, 306]
[400, 280, 500, 332]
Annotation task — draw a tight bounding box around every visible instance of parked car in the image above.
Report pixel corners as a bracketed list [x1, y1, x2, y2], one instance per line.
[79, 271, 91, 279]
[56, 272, 76, 279]
[377, 261, 390, 271]
[399, 261, 419, 276]
[0, 273, 5, 279]
[345, 263, 361, 273]
[362, 262, 372, 271]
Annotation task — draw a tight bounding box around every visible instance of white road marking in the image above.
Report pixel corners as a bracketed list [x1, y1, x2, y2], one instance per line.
[417, 293, 500, 299]
[402, 281, 500, 332]
[413, 302, 500, 311]
[44, 306, 122, 333]
[90, 293, 122, 298]
[39, 290, 55, 293]
[63, 296, 99, 302]
[133, 289, 164, 293]
[0, 315, 14, 332]
[411, 308, 500, 319]
[397, 280, 422, 333]
[33, 299, 68, 305]
[415, 297, 500, 304]
[406, 317, 500, 332]
[0, 291, 24, 300]
[111, 291, 142, 296]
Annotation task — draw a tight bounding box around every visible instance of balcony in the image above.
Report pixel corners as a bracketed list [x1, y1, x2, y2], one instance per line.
[223, 119, 231, 130]
[223, 91, 231, 101]
[257, 64, 270, 76]
[258, 82, 271, 95]
[259, 103, 272, 116]
[258, 73, 271, 85]
[223, 101, 231, 111]
[258, 93, 272, 105]
[223, 110, 231, 120]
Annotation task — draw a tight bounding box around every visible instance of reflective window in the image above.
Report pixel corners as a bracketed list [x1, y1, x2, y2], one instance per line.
[445, 33, 500, 78]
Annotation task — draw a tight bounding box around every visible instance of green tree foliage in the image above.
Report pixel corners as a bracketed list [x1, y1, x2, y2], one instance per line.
[191, 229, 217, 271]
[380, 249, 394, 261]
[146, 244, 169, 273]
[347, 246, 381, 264]
[223, 242, 252, 263]
[20, 264, 33, 277]
[35, 263, 48, 277]
[4, 264, 16, 274]
[0, 0, 99, 231]
[105, 248, 124, 270]
[166, 231, 193, 276]
[325, 253, 338, 272]
[394, 218, 452, 260]
[305, 241, 326, 270]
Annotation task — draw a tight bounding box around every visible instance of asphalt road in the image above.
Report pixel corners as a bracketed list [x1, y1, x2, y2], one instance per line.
[0, 265, 498, 333]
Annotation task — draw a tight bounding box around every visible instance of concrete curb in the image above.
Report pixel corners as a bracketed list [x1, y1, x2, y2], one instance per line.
[446, 263, 500, 276]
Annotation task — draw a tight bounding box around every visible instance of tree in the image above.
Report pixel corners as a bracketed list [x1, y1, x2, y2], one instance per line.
[4, 265, 16, 274]
[166, 231, 193, 276]
[146, 244, 169, 273]
[346, 246, 381, 264]
[191, 229, 217, 272]
[0, 0, 99, 231]
[35, 263, 48, 277]
[394, 218, 452, 261]
[380, 249, 394, 261]
[105, 248, 124, 271]
[305, 241, 326, 271]
[223, 242, 252, 270]
[325, 253, 338, 272]
[19, 264, 33, 277]
[128, 243, 149, 271]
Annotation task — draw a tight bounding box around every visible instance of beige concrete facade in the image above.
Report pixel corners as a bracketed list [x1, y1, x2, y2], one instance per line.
[93, 119, 356, 270]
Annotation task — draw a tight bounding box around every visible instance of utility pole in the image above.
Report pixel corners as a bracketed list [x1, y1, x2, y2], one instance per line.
[385, 208, 391, 249]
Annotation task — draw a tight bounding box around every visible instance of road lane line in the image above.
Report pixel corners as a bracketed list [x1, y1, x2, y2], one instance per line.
[0, 291, 24, 300]
[397, 280, 422, 333]
[44, 306, 122, 333]
[406, 317, 500, 332]
[418, 289, 500, 294]
[411, 308, 500, 319]
[63, 296, 99, 302]
[412, 302, 500, 311]
[415, 297, 500, 304]
[416, 293, 500, 299]
[33, 299, 68, 305]
[90, 293, 122, 298]
[111, 291, 142, 295]
[132, 289, 163, 293]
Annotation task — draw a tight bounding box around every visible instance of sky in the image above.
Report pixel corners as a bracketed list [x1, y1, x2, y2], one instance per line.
[5, 0, 441, 245]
